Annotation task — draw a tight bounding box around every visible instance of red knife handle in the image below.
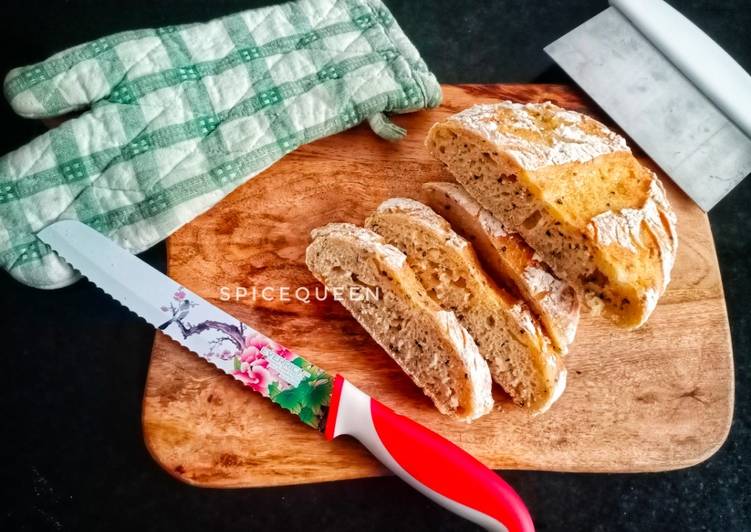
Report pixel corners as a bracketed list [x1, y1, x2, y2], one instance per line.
[324, 375, 534, 532]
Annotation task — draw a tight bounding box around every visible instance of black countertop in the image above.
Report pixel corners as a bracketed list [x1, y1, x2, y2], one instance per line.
[2, 1, 749, 531]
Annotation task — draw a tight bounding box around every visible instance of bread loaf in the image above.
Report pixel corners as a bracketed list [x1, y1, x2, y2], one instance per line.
[366, 199, 565, 412]
[426, 101, 678, 329]
[305, 223, 493, 421]
[423, 181, 579, 353]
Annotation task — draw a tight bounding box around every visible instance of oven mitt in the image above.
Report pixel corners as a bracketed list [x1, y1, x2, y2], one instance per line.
[0, 0, 441, 289]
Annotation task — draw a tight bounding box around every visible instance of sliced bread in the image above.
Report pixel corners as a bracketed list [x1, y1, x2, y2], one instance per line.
[365, 199, 566, 412]
[423, 181, 579, 354]
[305, 223, 493, 421]
[425, 101, 678, 329]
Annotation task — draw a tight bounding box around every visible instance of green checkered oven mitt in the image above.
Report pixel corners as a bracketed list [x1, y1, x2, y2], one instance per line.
[0, 0, 441, 289]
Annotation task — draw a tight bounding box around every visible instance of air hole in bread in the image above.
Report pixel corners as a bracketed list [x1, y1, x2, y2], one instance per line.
[522, 210, 542, 230]
[583, 268, 608, 288]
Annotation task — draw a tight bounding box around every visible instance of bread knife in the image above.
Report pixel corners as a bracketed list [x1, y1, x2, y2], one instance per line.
[38, 219, 534, 532]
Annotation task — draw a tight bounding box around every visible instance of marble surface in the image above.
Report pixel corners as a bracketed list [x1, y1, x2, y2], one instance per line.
[1, 1, 749, 531]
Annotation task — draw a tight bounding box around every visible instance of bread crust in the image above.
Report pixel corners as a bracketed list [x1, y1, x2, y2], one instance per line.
[426, 101, 678, 329]
[423, 181, 579, 353]
[306, 223, 493, 421]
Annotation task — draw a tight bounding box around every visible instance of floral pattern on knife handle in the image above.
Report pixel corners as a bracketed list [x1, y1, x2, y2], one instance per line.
[159, 288, 333, 430]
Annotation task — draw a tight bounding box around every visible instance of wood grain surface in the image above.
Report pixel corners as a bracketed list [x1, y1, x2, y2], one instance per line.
[142, 84, 734, 488]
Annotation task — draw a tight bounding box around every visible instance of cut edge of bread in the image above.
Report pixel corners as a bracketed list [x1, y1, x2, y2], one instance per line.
[422, 181, 580, 353]
[425, 101, 678, 329]
[365, 199, 566, 413]
[305, 222, 494, 421]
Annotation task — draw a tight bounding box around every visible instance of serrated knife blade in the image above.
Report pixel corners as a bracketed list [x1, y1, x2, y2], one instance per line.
[37, 219, 533, 532]
[38, 219, 331, 428]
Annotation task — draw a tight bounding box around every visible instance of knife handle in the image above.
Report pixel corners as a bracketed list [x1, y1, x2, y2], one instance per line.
[325, 375, 534, 532]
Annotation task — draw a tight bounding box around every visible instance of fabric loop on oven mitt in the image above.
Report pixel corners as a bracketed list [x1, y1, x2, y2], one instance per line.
[367, 112, 407, 141]
[0, 0, 442, 289]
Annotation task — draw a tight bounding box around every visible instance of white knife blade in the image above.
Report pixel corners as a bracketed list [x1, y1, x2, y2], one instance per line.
[37, 219, 333, 429]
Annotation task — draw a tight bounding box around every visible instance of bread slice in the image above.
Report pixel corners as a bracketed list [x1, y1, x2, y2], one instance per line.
[365, 199, 565, 412]
[306, 223, 493, 421]
[423, 181, 579, 353]
[426, 101, 678, 329]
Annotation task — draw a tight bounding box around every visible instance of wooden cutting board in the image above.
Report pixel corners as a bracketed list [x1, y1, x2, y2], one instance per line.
[142, 84, 734, 488]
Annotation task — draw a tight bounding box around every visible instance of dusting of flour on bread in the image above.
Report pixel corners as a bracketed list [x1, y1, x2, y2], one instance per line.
[447, 101, 629, 170]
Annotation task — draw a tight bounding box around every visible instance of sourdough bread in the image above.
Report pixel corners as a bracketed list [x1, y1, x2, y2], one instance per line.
[426, 101, 678, 329]
[306, 223, 493, 421]
[366, 199, 566, 412]
[423, 181, 579, 353]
